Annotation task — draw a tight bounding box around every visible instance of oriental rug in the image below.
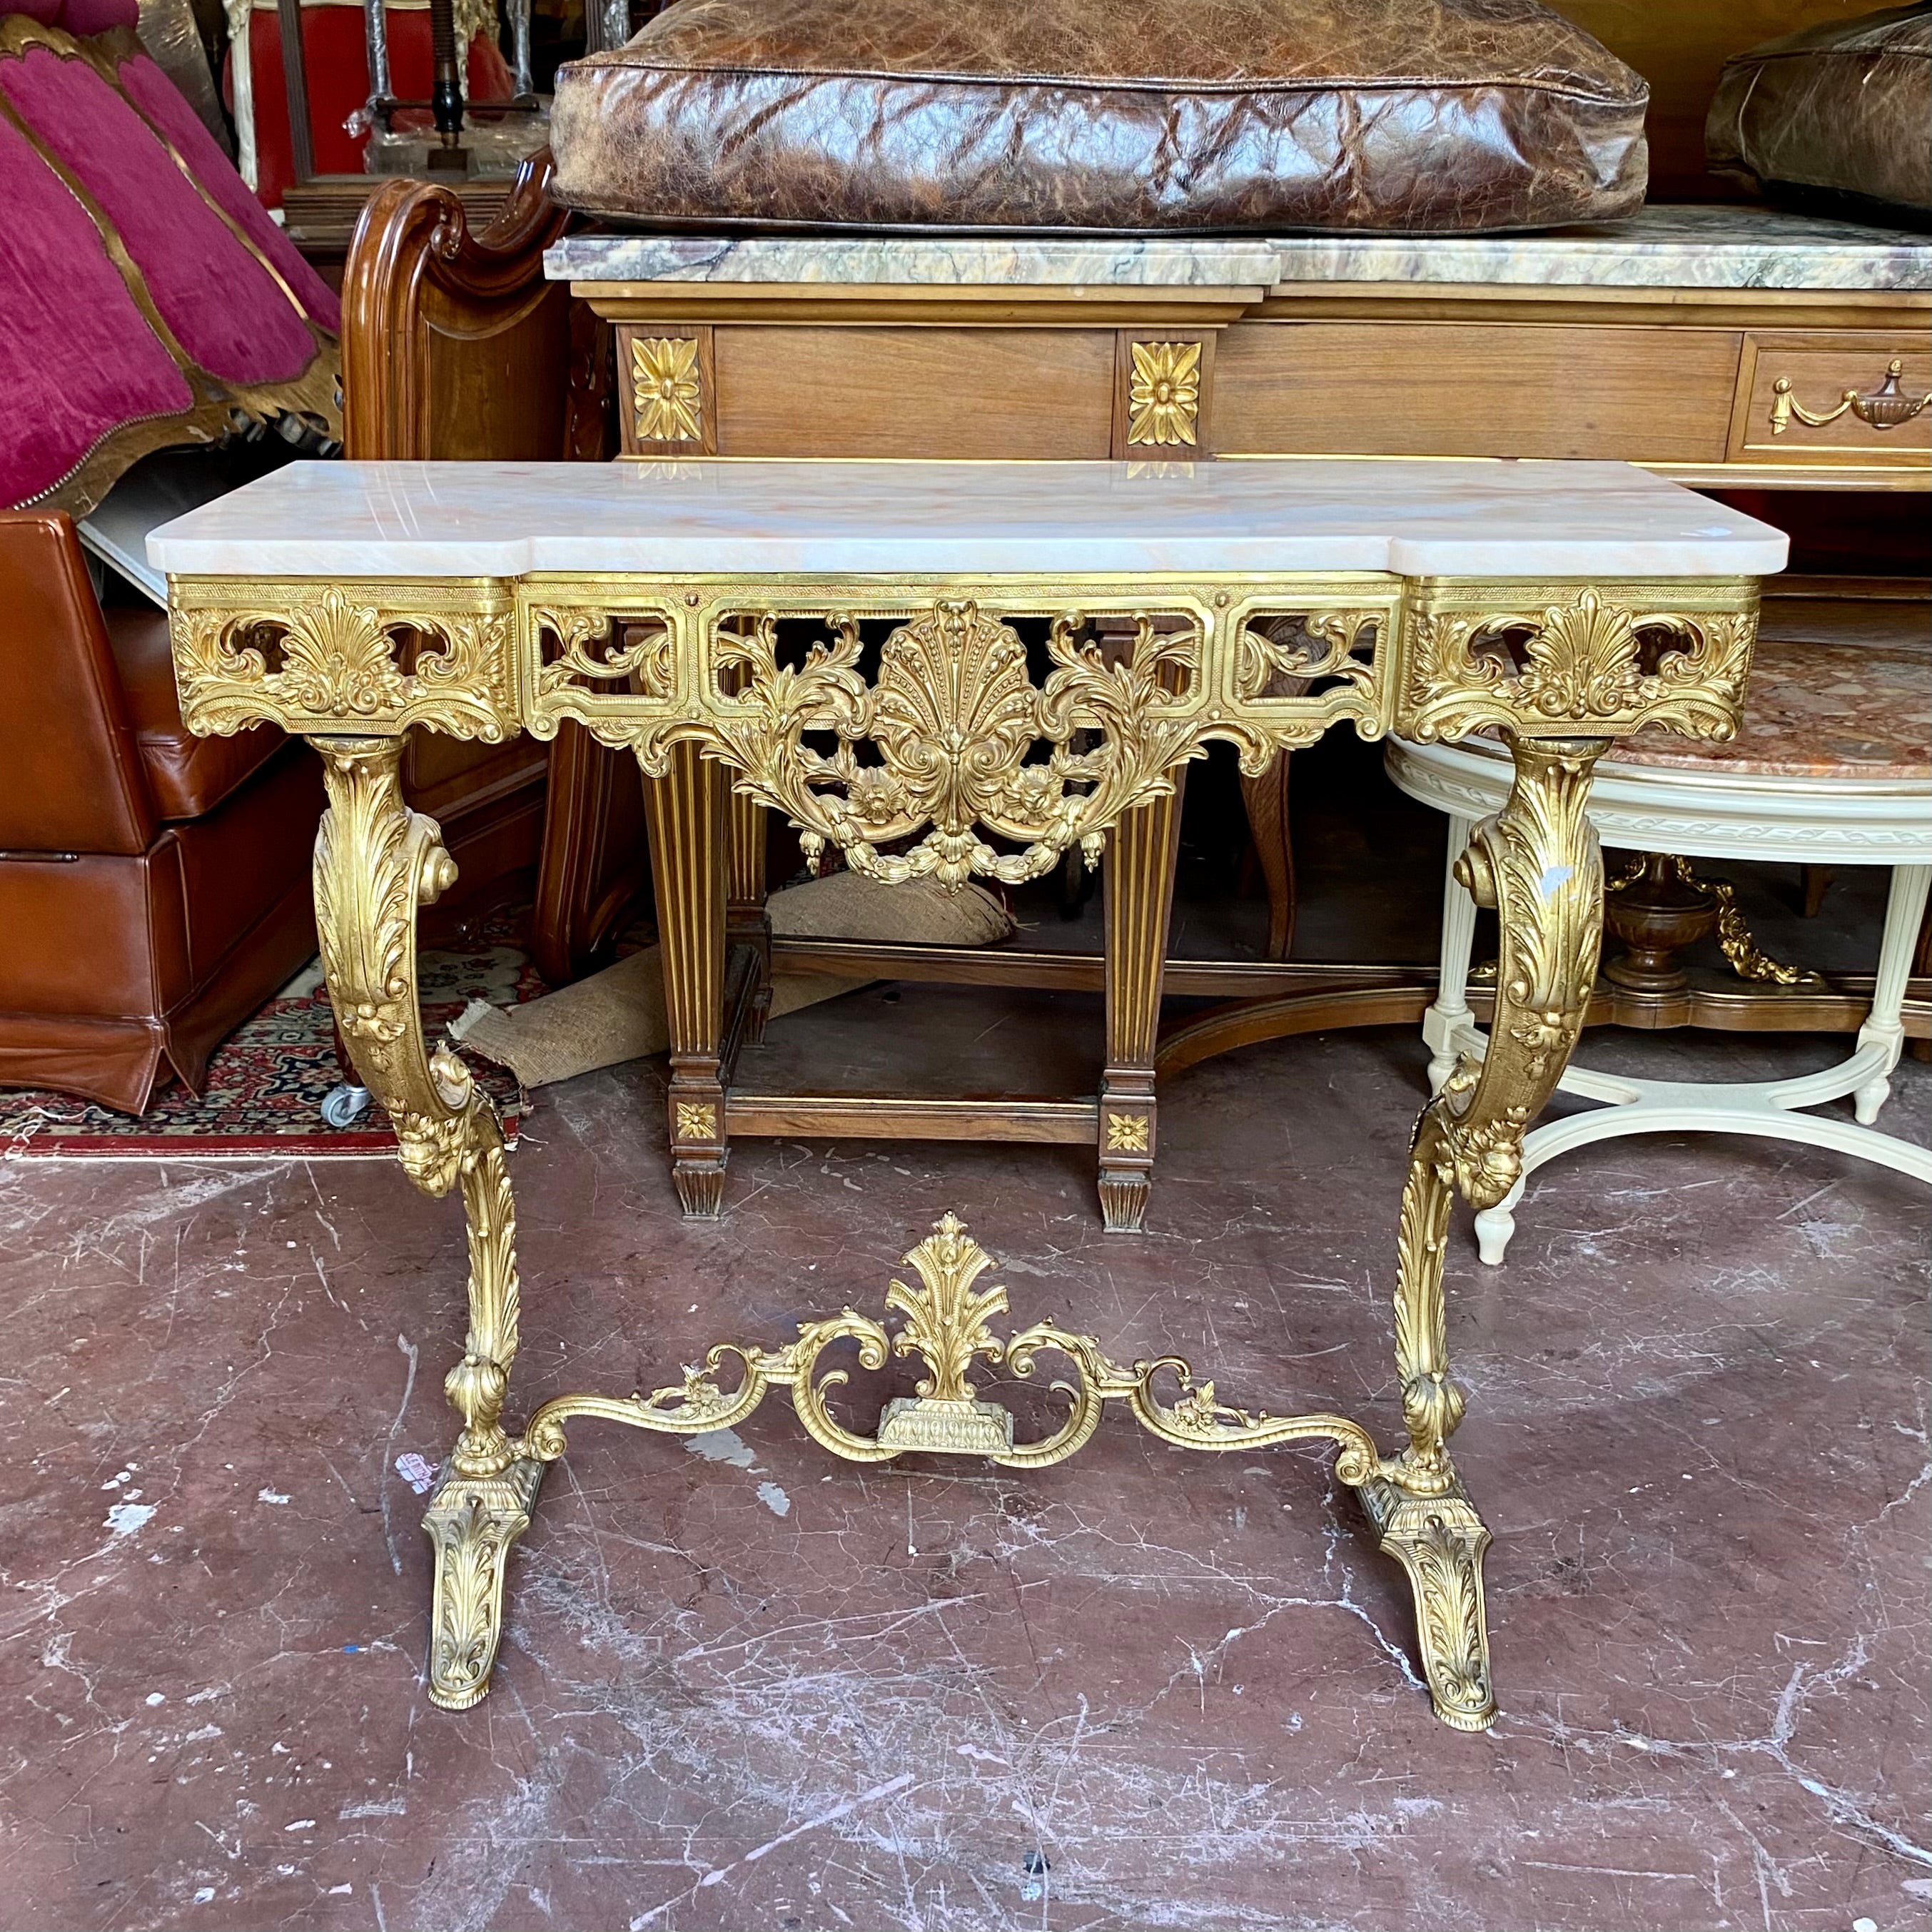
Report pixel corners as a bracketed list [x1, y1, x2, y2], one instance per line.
[0, 922, 541, 1159]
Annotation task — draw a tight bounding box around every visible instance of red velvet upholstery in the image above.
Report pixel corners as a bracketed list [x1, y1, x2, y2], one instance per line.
[0, 105, 192, 508]
[115, 49, 339, 330]
[0, 0, 134, 24]
[1, 44, 318, 381]
[54, 0, 134, 28]
[0, 14, 338, 515]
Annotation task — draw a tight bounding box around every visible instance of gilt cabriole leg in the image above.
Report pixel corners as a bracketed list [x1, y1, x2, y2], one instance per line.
[310, 736, 540, 1711]
[1098, 770, 1186, 1233]
[641, 741, 729, 1216]
[1354, 732, 1612, 1729]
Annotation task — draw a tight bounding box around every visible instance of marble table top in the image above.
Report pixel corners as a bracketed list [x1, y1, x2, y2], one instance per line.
[1613, 604, 1932, 782]
[547, 233, 1281, 288]
[148, 458, 1788, 580]
[547, 207, 1931, 294]
[1266, 205, 1932, 293]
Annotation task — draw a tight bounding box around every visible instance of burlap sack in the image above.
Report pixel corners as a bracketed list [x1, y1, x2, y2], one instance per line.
[455, 873, 1013, 1088]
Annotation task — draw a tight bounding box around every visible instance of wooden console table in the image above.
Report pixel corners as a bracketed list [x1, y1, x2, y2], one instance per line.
[337, 174, 1931, 987]
[153, 455, 1781, 1731]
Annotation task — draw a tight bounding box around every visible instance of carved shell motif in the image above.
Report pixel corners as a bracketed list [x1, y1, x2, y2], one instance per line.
[279, 588, 409, 717]
[868, 601, 1041, 841]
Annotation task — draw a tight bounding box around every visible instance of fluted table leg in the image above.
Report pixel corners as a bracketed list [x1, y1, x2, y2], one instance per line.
[1098, 770, 1187, 1232]
[641, 742, 729, 1216]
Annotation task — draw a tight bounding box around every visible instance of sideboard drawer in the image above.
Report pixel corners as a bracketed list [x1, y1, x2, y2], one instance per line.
[1215, 321, 1741, 462]
[1729, 333, 1932, 466]
[717, 326, 1119, 459]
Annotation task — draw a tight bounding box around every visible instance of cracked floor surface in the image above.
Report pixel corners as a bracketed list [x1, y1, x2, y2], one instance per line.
[1, 994, 1925, 1932]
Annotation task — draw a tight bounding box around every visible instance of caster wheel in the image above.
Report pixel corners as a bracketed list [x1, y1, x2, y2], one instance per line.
[320, 1082, 373, 1129]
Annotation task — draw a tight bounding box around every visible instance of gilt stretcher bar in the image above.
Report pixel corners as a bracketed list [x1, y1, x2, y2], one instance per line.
[153, 456, 1785, 1730]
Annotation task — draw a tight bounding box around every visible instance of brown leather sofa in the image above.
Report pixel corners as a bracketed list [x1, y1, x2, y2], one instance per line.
[0, 510, 321, 1113]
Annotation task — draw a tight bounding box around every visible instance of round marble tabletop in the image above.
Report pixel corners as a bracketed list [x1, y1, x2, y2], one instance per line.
[1614, 600, 1931, 782]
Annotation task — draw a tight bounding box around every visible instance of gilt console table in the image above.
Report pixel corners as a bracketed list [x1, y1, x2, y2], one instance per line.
[152, 455, 1784, 1730]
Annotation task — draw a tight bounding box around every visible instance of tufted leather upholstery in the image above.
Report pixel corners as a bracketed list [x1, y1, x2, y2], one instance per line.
[1706, 5, 1931, 218]
[551, 0, 1649, 234]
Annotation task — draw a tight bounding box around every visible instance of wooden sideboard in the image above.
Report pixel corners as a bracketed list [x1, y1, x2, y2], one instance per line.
[569, 211, 1930, 493]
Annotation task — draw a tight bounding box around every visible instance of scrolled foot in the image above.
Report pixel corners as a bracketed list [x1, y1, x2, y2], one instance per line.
[422, 1457, 544, 1710]
[1357, 1474, 1497, 1731]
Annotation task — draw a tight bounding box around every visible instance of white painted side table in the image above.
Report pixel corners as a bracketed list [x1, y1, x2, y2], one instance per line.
[1387, 622, 1932, 1265]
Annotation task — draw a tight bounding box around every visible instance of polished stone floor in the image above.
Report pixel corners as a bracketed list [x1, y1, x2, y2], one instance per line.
[2, 742, 1926, 1931]
[2, 1006, 1926, 1932]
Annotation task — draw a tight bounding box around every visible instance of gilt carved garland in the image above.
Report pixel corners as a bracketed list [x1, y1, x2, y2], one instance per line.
[676, 600, 1213, 887]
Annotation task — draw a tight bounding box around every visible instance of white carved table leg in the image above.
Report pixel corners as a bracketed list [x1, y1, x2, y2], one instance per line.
[1424, 811, 1480, 1095]
[1853, 863, 1930, 1123]
[1473, 859, 1932, 1264]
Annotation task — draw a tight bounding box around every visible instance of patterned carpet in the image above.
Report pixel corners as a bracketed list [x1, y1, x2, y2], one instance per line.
[0, 924, 542, 1158]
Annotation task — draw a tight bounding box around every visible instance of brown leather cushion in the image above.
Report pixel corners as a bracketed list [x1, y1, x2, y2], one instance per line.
[551, 0, 1649, 234]
[105, 604, 284, 819]
[1706, 6, 1931, 217]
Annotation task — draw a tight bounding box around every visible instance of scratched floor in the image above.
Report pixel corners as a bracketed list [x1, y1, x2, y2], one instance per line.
[2, 1018, 1925, 1932]
[2, 742, 1928, 1932]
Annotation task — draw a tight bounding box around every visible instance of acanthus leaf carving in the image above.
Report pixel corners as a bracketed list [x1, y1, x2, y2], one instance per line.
[679, 600, 1210, 890]
[515, 1212, 1385, 1477]
[532, 607, 676, 701]
[1400, 587, 1756, 744]
[1386, 734, 1607, 1504]
[170, 584, 517, 741]
[1234, 607, 1382, 703]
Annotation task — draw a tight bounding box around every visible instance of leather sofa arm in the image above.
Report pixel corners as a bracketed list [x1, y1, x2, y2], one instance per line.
[0, 510, 158, 856]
